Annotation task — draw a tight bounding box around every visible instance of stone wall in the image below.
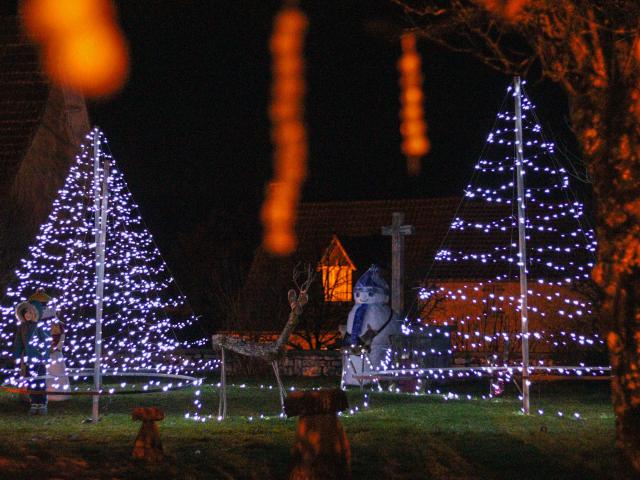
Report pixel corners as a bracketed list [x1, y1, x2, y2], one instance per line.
[186, 349, 343, 377]
[278, 350, 342, 377]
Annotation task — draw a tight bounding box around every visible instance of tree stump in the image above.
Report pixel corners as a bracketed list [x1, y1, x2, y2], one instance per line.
[132, 407, 164, 462]
[284, 389, 351, 480]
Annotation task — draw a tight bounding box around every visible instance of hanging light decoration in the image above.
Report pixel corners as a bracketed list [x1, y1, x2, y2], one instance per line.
[398, 32, 430, 176]
[261, 4, 308, 256]
[21, 0, 129, 97]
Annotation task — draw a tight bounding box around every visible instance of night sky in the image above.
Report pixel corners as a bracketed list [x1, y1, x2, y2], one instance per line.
[2, 1, 583, 272]
[81, 1, 580, 257]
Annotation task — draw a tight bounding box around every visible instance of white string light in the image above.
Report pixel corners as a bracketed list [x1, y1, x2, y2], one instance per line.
[0, 129, 216, 416]
[359, 84, 607, 415]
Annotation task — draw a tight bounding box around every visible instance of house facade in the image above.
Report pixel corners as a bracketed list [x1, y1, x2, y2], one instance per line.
[237, 197, 599, 361]
[0, 17, 90, 286]
[239, 198, 461, 349]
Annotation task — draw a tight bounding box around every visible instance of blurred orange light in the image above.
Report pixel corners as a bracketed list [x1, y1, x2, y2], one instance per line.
[262, 6, 308, 256]
[44, 25, 128, 97]
[398, 33, 430, 176]
[22, 0, 113, 40]
[478, 0, 529, 21]
[21, 0, 129, 97]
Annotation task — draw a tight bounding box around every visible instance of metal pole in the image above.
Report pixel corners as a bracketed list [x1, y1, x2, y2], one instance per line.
[92, 129, 101, 244]
[514, 77, 530, 414]
[91, 129, 100, 422]
[92, 129, 110, 423]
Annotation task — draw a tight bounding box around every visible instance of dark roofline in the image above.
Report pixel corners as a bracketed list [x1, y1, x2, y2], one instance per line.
[299, 196, 462, 210]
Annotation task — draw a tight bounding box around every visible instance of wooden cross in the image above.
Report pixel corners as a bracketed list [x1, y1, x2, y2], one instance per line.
[382, 212, 414, 315]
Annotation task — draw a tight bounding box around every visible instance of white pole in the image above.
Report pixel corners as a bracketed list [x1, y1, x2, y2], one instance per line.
[92, 129, 110, 423]
[92, 129, 101, 243]
[91, 129, 100, 422]
[514, 77, 530, 414]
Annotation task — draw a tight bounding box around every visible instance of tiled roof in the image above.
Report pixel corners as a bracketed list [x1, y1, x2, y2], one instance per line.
[0, 17, 90, 287]
[294, 197, 462, 281]
[240, 197, 464, 329]
[0, 17, 50, 195]
[240, 196, 592, 329]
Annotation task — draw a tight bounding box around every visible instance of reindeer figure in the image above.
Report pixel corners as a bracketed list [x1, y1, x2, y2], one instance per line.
[211, 263, 314, 418]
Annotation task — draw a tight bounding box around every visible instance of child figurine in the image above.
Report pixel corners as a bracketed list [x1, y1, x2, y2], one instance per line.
[47, 319, 70, 401]
[14, 288, 52, 415]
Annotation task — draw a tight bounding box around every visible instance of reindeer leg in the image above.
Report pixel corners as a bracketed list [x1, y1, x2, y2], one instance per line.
[272, 360, 285, 415]
[340, 350, 348, 390]
[218, 347, 227, 419]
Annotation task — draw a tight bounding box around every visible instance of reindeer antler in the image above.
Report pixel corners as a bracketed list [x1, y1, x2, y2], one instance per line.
[293, 262, 314, 294]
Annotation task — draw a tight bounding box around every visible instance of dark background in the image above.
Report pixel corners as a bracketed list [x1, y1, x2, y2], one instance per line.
[3, 1, 586, 328]
[87, 2, 580, 245]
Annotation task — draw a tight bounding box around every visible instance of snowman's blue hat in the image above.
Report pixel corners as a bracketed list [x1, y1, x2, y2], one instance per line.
[354, 265, 389, 295]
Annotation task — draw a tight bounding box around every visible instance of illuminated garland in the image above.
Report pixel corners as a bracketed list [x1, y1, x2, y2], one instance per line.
[0, 129, 214, 384]
[398, 32, 430, 176]
[261, 5, 308, 255]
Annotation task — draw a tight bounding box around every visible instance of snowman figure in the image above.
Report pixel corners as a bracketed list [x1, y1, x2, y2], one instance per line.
[341, 265, 401, 386]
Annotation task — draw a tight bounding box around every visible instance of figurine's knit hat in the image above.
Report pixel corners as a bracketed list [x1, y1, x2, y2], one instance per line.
[28, 288, 51, 304]
[15, 288, 51, 322]
[27, 288, 50, 320]
[354, 265, 389, 295]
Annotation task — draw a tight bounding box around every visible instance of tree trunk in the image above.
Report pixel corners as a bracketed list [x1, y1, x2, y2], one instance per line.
[570, 76, 640, 473]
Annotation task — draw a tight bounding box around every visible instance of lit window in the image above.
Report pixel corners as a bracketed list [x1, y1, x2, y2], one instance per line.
[321, 266, 352, 302]
[318, 235, 356, 303]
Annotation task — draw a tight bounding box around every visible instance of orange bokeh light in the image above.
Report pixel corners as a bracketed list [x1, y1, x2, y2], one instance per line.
[21, 0, 114, 41]
[21, 0, 129, 97]
[44, 25, 128, 97]
[398, 33, 430, 175]
[262, 6, 309, 256]
[478, 0, 530, 21]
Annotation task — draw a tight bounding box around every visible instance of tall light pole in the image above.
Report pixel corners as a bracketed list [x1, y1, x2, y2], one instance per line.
[514, 77, 530, 414]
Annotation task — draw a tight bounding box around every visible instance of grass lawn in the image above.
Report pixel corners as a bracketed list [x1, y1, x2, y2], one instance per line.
[0, 377, 620, 479]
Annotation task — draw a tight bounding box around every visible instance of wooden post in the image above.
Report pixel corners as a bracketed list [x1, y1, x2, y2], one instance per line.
[132, 407, 165, 462]
[284, 389, 350, 480]
[382, 212, 414, 316]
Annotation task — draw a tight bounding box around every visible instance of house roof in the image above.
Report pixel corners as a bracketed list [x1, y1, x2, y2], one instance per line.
[0, 17, 50, 196]
[0, 17, 90, 285]
[239, 196, 593, 329]
[293, 197, 462, 280]
[318, 235, 356, 270]
[240, 197, 464, 329]
[339, 235, 389, 273]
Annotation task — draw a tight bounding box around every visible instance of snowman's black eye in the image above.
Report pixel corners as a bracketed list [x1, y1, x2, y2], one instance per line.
[368, 292, 374, 297]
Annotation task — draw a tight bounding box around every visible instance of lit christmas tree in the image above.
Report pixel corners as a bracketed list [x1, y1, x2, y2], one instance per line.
[0, 128, 210, 381]
[372, 80, 608, 414]
[414, 79, 602, 365]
